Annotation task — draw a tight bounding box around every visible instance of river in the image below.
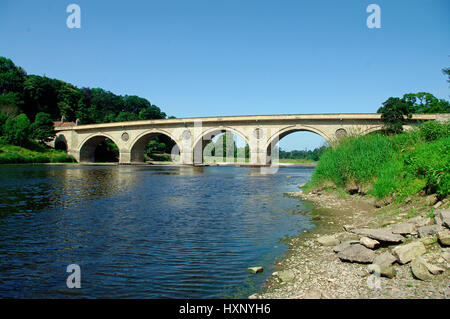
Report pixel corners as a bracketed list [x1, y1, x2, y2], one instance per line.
[0, 165, 316, 298]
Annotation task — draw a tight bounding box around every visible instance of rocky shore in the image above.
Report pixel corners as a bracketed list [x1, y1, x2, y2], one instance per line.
[254, 190, 450, 299]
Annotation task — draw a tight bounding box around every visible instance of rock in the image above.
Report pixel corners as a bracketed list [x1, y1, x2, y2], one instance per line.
[437, 229, 450, 246]
[337, 244, 376, 264]
[368, 263, 396, 279]
[360, 237, 380, 249]
[317, 235, 340, 247]
[392, 241, 426, 264]
[441, 251, 450, 262]
[417, 225, 442, 238]
[437, 209, 450, 228]
[423, 261, 444, 275]
[390, 223, 416, 235]
[407, 216, 433, 228]
[343, 225, 354, 232]
[247, 266, 263, 274]
[420, 236, 437, 246]
[277, 270, 295, 282]
[410, 257, 432, 281]
[271, 271, 278, 277]
[333, 240, 359, 253]
[350, 228, 404, 244]
[248, 293, 259, 299]
[433, 201, 442, 209]
[373, 251, 397, 267]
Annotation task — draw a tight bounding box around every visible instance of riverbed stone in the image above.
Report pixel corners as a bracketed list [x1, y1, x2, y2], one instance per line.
[333, 240, 359, 253]
[417, 225, 442, 238]
[373, 251, 397, 267]
[437, 229, 450, 246]
[423, 261, 444, 275]
[247, 266, 263, 274]
[390, 223, 416, 235]
[368, 263, 396, 279]
[317, 235, 340, 247]
[437, 209, 450, 228]
[277, 269, 296, 282]
[360, 237, 379, 249]
[337, 244, 376, 264]
[411, 257, 432, 281]
[350, 228, 404, 244]
[407, 216, 433, 228]
[392, 241, 426, 264]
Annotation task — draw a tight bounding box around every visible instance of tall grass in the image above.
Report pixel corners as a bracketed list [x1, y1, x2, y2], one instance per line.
[0, 144, 75, 164]
[304, 121, 449, 201]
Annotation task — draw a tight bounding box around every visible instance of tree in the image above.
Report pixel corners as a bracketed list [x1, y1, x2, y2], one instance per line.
[377, 97, 413, 134]
[2, 114, 30, 146]
[0, 57, 26, 94]
[30, 112, 56, 143]
[443, 67, 450, 84]
[138, 105, 167, 120]
[402, 92, 449, 113]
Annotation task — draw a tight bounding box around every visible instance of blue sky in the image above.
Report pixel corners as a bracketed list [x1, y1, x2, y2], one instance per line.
[1, 0, 449, 150]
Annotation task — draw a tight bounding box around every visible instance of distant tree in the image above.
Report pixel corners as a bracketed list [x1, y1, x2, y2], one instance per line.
[2, 113, 30, 146]
[0, 112, 7, 136]
[402, 92, 449, 113]
[30, 112, 55, 143]
[139, 105, 167, 120]
[377, 97, 413, 134]
[0, 57, 27, 94]
[115, 112, 139, 122]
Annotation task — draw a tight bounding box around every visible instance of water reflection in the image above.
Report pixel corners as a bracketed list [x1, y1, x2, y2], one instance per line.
[0, 165, 315, 298]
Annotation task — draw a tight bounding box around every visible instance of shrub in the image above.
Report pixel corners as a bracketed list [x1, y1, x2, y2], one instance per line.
[2, 113, 30, 146]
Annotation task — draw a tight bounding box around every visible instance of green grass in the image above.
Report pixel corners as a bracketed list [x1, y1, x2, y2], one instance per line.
[274, 158, 316, 164]
[304, 121, 449, 201]
[0, 143, 75, 164]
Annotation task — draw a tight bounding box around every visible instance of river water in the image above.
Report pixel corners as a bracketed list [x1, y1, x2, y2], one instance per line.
[0, 165, 316, 298]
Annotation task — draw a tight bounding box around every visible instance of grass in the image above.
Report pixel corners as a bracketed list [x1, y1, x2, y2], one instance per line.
[304, 121, 449, 202]
[0, 142, 75, 164]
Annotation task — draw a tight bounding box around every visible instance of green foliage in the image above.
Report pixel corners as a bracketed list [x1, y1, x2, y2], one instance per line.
[0, 144, 75, 164]
[30, 112, 55, 143]
[419, 120, 450, 142]
[0, 57, 27, 94]
[306, 121, 449, 201]
[377, 93, 450, 134]
[2, 114, 30, 146]
[278, 145, 328, 161]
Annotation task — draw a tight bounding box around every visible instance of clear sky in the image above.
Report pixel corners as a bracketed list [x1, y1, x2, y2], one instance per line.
[1, 0, 449, 150]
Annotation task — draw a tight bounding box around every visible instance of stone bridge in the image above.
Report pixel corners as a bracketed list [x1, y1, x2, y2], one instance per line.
[51, 113, 441, 165]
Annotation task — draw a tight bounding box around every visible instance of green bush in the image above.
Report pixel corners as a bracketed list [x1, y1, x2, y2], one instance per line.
[419, 120, 450, 142]
[2, 113, 30, 146]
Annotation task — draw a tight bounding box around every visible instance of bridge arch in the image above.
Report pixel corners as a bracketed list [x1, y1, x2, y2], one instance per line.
[265, 125, 331, 163]
[192, 126, 250, 164]
[129, 129, 181, 163]
[79, 133, 120, 162]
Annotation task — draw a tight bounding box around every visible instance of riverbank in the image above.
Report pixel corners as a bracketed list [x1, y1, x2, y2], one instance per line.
[256, 190, 449, 299]
[0, 144, 75, 164]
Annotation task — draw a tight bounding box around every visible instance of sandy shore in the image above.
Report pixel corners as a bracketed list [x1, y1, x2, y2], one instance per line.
[256, 191, 449, 299]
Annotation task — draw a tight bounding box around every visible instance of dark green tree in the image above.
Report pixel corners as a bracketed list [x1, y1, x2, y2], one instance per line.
[30, 112, 56, 143]
[0, 57, 26, 94]
[377, 97, 414, 134]
[2, 113, 30, 146]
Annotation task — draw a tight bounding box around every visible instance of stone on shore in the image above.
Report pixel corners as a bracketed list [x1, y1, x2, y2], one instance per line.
[368, 263, 396, 279]
[360, 237, 380, 249]
[423, 261, 445, 275]
[392, 241, 426, 264]
[417, 225, 442, 238]
[437, 229, 450, 246]
[247, 266, 263, 274]
[373, 251, 397, 267]
[303, 288, 330, 299]
[337, 244, 376, 264]
[277, 269, 296, 282]
[350, 228, 404, 244]
[333, 240, 359, 253]
[407, 216, 433, 228]
[390, 223, 416, 235]
[410, 257, 432, 281]
[317, 235, 340, 247]
[437, 209, 450, 228]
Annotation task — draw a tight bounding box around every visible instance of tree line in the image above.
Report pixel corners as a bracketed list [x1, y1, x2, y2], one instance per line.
[0, 56, 173, 151]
